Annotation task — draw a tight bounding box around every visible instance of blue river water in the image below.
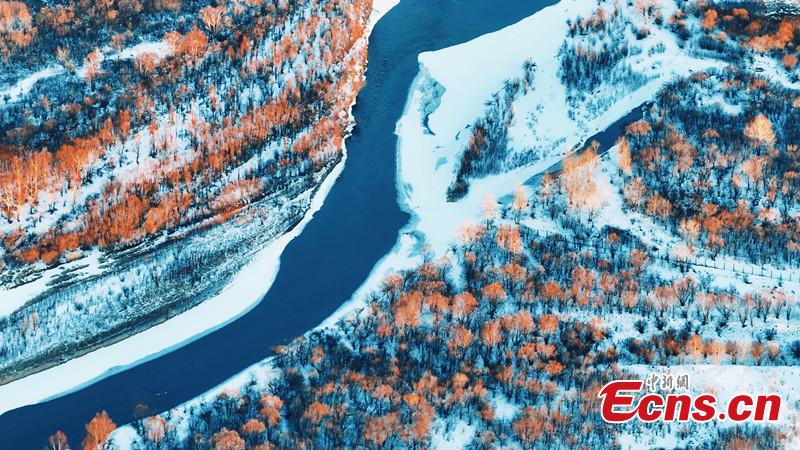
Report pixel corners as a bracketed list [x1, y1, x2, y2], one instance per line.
[0, 0, 558, 447]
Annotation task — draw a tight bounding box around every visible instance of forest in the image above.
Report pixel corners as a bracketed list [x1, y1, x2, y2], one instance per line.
[69, 202, 791, 449]
[670, 0, 800, 78]
[558, 3, 650, 122]
[619, 68, 800, 266]
[447, 76, 524, 201]
[0, 0, 370, 263]
[0, 0, 373, 382]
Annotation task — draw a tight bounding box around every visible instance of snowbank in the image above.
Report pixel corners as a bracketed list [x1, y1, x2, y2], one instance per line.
[110, 41, 171, 61]
[0, 251, 105, 317]
[371, 0, 399, 25]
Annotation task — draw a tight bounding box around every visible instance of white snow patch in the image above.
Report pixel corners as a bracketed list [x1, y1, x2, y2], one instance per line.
[0, 250, 104, 317]
[111, 41, 171, 61]
[492, 393, 519, 421]
[431, 420, 476, 450]
[0, 67, 63, 105]
[394, 0, 722, 259]
[371, 0, 399, 25]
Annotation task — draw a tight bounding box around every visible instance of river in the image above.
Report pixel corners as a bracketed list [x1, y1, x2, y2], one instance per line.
[0, 0, 557, 447]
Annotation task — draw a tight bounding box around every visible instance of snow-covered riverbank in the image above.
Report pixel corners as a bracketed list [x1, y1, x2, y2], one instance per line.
[0, 0, 399, 417]
[0, 155, 342, 416]
[328, 0, 725, 324]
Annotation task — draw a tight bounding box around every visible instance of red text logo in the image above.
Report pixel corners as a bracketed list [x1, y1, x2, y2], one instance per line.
[598, 380, 781, 423]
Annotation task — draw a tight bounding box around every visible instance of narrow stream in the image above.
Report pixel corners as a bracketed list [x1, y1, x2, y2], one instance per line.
[524, 103, 647, 187]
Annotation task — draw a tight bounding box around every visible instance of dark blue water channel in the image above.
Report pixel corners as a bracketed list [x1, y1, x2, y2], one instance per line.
[0, 0, 558, 447]
[523, 104, 647, 187]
